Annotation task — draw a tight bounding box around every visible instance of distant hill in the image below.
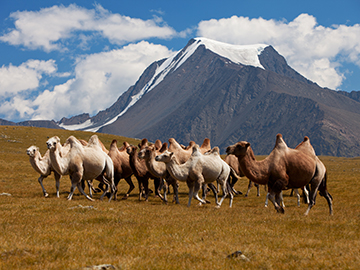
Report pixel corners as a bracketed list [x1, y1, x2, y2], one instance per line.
[2, 38, 360, 156]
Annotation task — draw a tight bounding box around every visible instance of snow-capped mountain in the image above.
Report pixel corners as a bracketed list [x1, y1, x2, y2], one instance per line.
[59, 38, 270, 132]
[8, 37, 360, 156]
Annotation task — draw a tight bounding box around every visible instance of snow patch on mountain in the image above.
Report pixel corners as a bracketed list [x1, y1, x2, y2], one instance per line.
[66, 37, 269, 132]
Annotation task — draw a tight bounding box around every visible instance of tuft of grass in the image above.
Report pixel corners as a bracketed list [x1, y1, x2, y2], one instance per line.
[0, 125, 359, 269]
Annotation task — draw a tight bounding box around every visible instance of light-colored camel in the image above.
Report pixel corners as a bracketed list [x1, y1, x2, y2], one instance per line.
[126, 139, 162, 201]
[155, 144, 233, 207]
[46, 135, 116, 202]
[107, 140, 135, 200]
[295, 138, 333, 215]
[27, 146, 61, 198]
[138, 143, 180, 204]
[168, 138, 218, 200]
[226, 134, 319, 214]
[26, 139, 89, 197]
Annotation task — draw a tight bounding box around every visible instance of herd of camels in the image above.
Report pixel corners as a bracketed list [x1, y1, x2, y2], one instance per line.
[27, 133, 333, 215]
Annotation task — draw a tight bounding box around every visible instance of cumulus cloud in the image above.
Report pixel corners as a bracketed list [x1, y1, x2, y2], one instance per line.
[0, 4, 177, 52]
[197, 13, 360, 89]
[0, 59, 57, 96]
[0, 41, 174, 121]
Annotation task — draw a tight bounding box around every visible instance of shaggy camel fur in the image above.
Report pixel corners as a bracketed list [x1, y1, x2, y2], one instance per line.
[226, 134, 319, 214]
[127, 139, 162, 201]
[155, 145, 233, 207]
[107, 140, 135, 200]
[46, 135, 116, 202]
[138, 143, 180, 204]
[27, 146, 62, 198]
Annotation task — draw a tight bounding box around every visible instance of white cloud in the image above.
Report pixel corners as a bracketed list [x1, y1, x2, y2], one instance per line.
[197, 14, 360, 89]
[0, 4, 177, 52]
[0, 59, 57, 96]
[0, 41, 174, 121]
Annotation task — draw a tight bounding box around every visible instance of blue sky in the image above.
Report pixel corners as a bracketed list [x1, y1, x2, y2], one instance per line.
[0, 0, 359, 122]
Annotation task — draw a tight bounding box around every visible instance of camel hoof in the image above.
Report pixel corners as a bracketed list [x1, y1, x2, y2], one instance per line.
[276, 207, 285, 214]
[44, 193, 49, 198]
[215, 205, 221, 209]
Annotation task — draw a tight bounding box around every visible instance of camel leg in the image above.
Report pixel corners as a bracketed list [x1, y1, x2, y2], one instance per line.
[187, 181, 195, 207]
[318, 174, 333, 215]
[54, 172, 61, 198]
[256, 183, 260, 196]
[67, 181, 77, 201]
[208, 183, 218, 204]
[154, 177, 164, 200]
[121, 176, 135, 200]
[193, 181, 207, 205]
[303, 186, 309, 204]
[294, 189, 301, 207]
[77, 182, 94, 202]
[245, 180, 253, 197]
[217, 182, 230, 207]
[267, 191, 284, 214]
[38, 175, 49, 198]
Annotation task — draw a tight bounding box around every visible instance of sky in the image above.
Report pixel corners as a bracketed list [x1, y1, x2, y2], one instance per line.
[0, 0, 359, 123]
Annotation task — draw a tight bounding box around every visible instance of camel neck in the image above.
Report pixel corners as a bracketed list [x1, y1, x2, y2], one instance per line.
[166, 157, 188, 182]
[238, 148, 270, 185]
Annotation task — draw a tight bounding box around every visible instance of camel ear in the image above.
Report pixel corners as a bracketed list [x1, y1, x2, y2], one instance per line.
[245, 142, 251, 148]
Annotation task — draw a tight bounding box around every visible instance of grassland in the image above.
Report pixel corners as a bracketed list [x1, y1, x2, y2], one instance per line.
[0, 125, 359, 269]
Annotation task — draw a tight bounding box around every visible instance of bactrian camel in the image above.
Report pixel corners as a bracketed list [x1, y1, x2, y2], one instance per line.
[226, 134, 333, 215]
[107, 140, 135, 200]
[138, 142, 180, 204]
[168, 138, 218, 201]
[27, 146, 62, 198]
[46, 135, 116, 202]
[155, 144, 233, 207]
[126, 139, 163, 201]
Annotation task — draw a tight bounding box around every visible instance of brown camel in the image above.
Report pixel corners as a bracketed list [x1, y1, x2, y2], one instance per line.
[46, 135, 116, 202]
[107, 140, 135, 200]
[226, 134, 319, 214]
[138, 143, 179, 204]
[126, 139, 162, 201]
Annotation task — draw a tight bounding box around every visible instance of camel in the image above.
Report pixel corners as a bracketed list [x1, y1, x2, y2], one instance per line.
[46, 135, 116, 202]
[155, 145, 233, 207]
[295, 139, 333, 215]
[138, 143, 180, 204]
[226, 134, 322, 214]
[27, 146, 62, 198]
[106, 140, 135, 200]
[168, 138, 219, 200]
[126, 139, 162, 201]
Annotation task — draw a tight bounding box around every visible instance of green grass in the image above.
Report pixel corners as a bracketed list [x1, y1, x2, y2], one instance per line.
[0, 126, 359, 269]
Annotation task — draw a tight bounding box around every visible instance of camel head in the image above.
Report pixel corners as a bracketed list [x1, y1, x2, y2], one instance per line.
[138, 145, 154, 160]
[26, 146, 39, 157]
[126, 145, 138, 155]
[226, 141, 251, 157]
[155, 150, 174, 163]
[46, 136, 61, 151]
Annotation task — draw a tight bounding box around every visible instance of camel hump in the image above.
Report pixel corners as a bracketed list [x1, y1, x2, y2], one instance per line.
[209, 146, 220, 155]
[192, 144, 201, 155]
[138, 138, 148, 149]
[159, 142, 168, 153]
[303, 136, 309, 142]
[275, 133, 288, 149]
[201, 138, 211, 149]
[154, 140, 162, 150]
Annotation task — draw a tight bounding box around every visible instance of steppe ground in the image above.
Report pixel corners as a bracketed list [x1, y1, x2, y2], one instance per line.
[0, 126, 359, 270]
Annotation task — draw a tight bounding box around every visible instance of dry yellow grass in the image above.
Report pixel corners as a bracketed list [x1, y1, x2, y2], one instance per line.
[0, 126, 359, 269]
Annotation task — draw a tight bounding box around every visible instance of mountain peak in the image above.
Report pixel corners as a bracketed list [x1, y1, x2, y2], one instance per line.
[191, 37, 269, 68]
